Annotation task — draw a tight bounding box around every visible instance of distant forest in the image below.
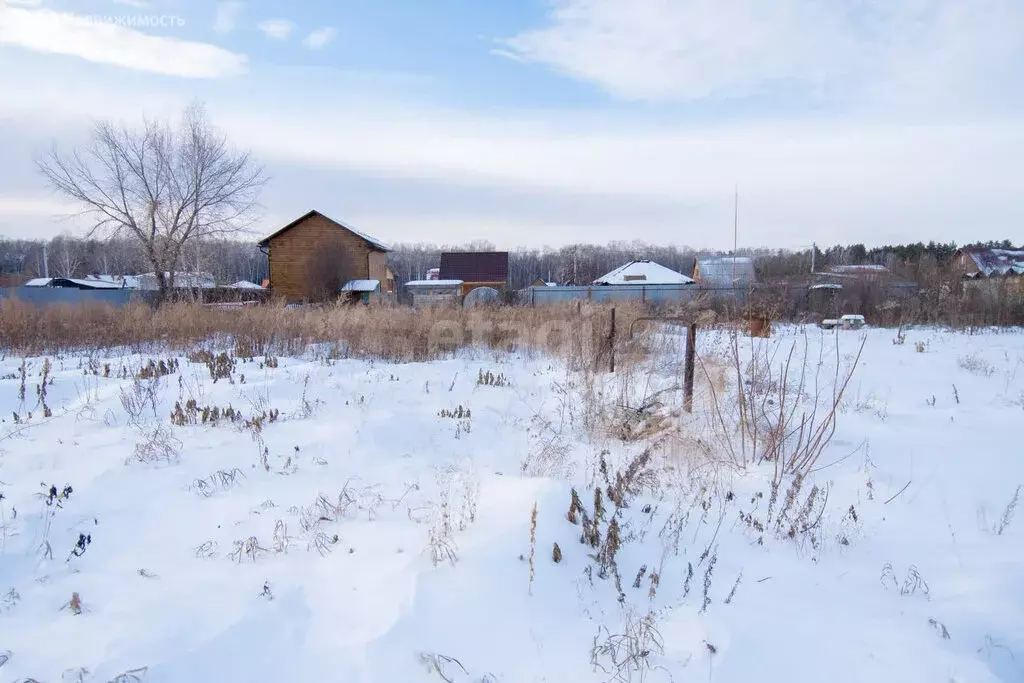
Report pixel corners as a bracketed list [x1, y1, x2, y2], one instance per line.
[0, 233, 1017, 291]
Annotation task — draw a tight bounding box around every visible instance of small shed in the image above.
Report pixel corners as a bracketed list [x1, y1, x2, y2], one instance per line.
[341, 279, 381, 304]
[405, 279, 463, 307]
[440, 252, 508, 296]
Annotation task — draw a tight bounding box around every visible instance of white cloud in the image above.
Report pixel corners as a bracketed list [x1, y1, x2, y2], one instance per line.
[112, 0, 151, 7]
[303, 27, 336, 49]
[213, 1, 244, 34]
[0, 196, 76, 218]
[0, 7, 247, 78]
[501, 0, 1024, 109]
[258, 19, 294, 40]
[0, 55, 1021, 248]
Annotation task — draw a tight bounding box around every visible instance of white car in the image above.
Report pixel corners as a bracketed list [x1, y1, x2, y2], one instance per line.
[821, 314, 865, 330]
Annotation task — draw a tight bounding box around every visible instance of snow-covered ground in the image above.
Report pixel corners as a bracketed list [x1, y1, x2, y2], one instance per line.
[0, 326, 1022, 682]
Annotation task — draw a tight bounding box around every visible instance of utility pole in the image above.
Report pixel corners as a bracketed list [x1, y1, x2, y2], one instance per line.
[811, 242, 817, 274]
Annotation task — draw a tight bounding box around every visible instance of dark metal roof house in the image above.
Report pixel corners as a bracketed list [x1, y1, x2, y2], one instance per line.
[439, 252, 509, 295]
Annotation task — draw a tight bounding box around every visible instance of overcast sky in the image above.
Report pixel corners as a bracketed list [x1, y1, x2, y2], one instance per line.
[1, 0, 1022, 250]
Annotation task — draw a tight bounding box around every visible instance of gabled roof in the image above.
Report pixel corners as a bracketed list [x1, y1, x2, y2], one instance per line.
[958, 247, 1024, 277]
[257, 210, 391, 252]
[440, 252, 509, 283]
[594, 260, 695, 285]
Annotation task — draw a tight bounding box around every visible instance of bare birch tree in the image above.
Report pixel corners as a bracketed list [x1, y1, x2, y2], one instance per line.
[36, 102, 266, 303]
[49, 232, 84, 278]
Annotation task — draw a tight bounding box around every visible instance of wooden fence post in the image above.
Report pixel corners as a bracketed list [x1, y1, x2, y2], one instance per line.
[683, 323, 696, 412]
[609, 307, 616, 373]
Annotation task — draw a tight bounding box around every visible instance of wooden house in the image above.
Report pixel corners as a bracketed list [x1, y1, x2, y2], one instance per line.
[258, 210, 393, 303]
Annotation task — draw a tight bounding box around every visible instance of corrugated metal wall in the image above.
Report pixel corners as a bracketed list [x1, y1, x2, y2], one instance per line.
[0, 287, 138, 308]
[521, 284, 748, 305]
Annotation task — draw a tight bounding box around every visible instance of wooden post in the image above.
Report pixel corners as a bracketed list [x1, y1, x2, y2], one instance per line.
[531, 287, 535, 306]
[683, 323, 696, 413]
[609, 307, 616, 373]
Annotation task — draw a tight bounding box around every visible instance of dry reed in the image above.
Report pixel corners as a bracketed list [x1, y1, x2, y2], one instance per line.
[0, 299, 654, 367]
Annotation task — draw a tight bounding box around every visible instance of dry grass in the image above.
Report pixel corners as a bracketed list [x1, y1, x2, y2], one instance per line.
[0, 299, 656, 367]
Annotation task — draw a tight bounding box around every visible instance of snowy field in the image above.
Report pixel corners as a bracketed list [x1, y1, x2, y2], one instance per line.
[0, 325, 1022, 682]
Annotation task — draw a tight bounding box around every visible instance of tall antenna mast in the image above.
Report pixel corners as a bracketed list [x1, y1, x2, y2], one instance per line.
[733, 185, 738, 288]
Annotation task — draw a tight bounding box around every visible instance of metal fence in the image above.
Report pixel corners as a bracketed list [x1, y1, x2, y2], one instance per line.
[0, 287, 138, 308]
[520, 284, 748, 306]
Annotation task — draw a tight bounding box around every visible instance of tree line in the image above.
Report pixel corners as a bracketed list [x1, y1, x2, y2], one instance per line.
[2, 234, 1018, 292]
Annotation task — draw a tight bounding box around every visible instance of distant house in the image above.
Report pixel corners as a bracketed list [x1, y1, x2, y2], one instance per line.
[594, 260, 694, 285]
[954, 247, 1024, 278]
[692, 257, 755, 289]
[953, 247, 1024, 300]
[439, 252, 508, 296]
[135, 272, 216, 291]
[823, 264, 891, 279]
[258, 210, 394, 303]
[529, 278, 557, 287]
[810, 264, 894, 291]
[405, 279, 463, 307]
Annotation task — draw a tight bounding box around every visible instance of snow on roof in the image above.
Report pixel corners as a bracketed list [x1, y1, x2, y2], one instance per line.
[405, 279, 463, 287]
[963, 248, 1024, 277]
[826, 264, 890, 275]
[810, 283, 843, 290]
[135, 272, 216, 289]
[341, 279, 380, 292]
[593, 260, 694, 285]
[23, 277, 124, 289]
[67, 278, 123, 289]
[229, 280, 265, 290]
[258, 210, 391, 252]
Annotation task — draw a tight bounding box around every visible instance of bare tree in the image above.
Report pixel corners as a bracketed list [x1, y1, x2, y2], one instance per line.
[49, 232, 84, 278]
[36, 102, 266, 303]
